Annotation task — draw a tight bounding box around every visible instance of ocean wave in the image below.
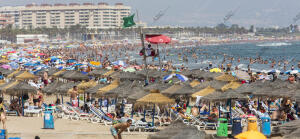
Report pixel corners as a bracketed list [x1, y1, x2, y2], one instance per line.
[256, 42, 292, 47]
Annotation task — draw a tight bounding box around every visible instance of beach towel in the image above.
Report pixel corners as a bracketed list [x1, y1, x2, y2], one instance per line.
[195, 96, 202, 106]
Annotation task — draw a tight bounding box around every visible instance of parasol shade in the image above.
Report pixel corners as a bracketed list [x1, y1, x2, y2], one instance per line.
[145, 34, 171, 44]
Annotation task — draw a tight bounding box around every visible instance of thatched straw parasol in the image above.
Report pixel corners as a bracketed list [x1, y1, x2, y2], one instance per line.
[277, 120, 300, 138]
[1, 69, 14, 76]
[5, 81, 36, 96]
[42, 80, 62, 94]
[85, 84, 106, 94]
[136, 70, 171, 78]
[52, 70, 65, 77]
[221, 81, 241, 91]
[88, 69, 109, 76]
[103, 70, 115, 76]
[136, 89, 175, 104]
[148, 120, 207, 139]
[63, 71, 89, 81]
[215, 73, 237, 81]
[118, 72, 145, 81]
[162, 84, 183, 95]
[104, 80, 136, 97]
[57, 82, 80, 94]
[127, 87, 149, 101]
[7, 70, 21, 78]
[191, 86, 216, 98]
[15, 71, 37, 80]
[97, 80, 120, 96]
[189, 80, 201, 88]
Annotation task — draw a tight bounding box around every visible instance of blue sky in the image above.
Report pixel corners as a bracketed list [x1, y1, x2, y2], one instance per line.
[1, 0, 299, 27]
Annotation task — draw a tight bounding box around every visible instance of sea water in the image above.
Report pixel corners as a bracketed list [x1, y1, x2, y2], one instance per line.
[114, 41, 300, 72]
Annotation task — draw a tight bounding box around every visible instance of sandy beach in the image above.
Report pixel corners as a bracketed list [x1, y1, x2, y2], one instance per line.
[6, 116, 152, 139]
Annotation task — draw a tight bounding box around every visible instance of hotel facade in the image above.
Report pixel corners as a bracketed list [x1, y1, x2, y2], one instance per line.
[0, 3, 131, 29]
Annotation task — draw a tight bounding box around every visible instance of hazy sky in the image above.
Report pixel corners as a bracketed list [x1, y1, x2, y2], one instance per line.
[1, 0, 300, 27]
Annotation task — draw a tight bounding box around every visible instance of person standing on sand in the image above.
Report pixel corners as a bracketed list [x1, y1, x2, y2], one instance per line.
[0, 98, 6, 129]
[110, 119, 132, 139]
[70, 86, 78, 106]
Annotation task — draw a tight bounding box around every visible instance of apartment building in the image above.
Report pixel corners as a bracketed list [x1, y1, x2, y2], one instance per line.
[0, 14, 15, 28]
[0, 6, 24, 28]
[0, 3, 131, 29]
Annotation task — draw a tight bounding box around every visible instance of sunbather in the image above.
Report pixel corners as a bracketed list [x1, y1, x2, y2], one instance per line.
[110, 119, 132, 139]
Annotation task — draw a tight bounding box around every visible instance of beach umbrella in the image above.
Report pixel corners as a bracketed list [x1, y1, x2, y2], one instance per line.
[0, 59, 10, 63]
[221, 81, 241, 91]
[63, 71, 89, 81]
[235, 130, 266, 139]
[88, 69, 106, 76]
[137, 89, 174, 104]
[148, 120, 206, 139]
[89, 61, 101, 66]
[215, 74, 237, 81]
[137, 89, 175, 127]
[145, 34, 171, 44]
[162, 84, 184, 95]
[1, 65, 10, 69]
[233, 70, 250, 80]
[38, 53, 45, 56]
[15, 71, 37, 80]
[190, 80, 201, 88]
[267, 69, 281, 74]
[191, 86, 215, 98]
[112, 60, 127, 67]
[42, 81, 61, 94]
[85, 84, 106, 94]
[97, 80, 120, 96]
[123, 67, 136, 72]
[163, 74, 188, 82]
[209, 68, 222, 73]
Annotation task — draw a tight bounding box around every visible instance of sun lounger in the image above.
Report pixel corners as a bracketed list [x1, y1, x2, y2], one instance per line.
[4, 104, 18, 116]
[89, 104, 112, 126]
[24, 106, 42, 117]
[66, 103, 89, 121]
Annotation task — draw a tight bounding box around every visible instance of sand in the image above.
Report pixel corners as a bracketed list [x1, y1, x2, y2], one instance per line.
[6, 116, 152, 139]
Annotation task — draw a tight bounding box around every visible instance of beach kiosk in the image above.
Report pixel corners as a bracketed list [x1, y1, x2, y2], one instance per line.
[261, 117, 271, 137]
[43, 111, 54, 129]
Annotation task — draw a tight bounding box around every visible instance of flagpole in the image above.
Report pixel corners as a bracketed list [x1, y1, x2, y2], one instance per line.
[136, 9, 149, 83]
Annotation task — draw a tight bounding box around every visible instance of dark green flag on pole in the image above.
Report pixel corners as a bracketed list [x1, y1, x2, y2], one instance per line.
[123, 14, 136, 28]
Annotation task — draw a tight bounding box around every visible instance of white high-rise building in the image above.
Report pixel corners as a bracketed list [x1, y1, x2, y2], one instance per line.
[0, 3, 131, 29]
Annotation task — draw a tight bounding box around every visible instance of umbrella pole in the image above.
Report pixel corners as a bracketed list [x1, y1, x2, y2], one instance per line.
[106, 98, 109, 113]
[143, 106, 146, 120]
[208, 102, 211, 114]
[121, 99, 124, 114]
[152, 104, 155, 127]
[61, 94, 64, 104]
[138, 26, 149, 83]
[21, 93, 24, 116]
[229, 99, 232, 124]
[78, 94, 80, 107]
[84, 93, 86, 104]
[218, 102, 221, 118]
[131, 103, 134, 118]
[156, 44, 162, 82]
[257, 97, 260, 111]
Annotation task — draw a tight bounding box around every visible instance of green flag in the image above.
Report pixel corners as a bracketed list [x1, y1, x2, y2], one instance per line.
[123, 14, 136, 28]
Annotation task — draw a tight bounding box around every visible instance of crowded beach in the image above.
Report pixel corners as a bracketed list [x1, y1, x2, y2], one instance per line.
[0, 39, 299, 139]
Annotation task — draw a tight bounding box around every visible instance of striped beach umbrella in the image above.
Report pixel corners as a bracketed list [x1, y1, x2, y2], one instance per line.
[234, 70, 250, 81]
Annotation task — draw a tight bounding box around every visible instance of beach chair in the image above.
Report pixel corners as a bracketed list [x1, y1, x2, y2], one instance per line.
[59, 105, 76, 119]
[65, 103, 89, 121]
[4, 104, 18, 116]
[24, 106, 42, 117]
[89, 104, 112, 126]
